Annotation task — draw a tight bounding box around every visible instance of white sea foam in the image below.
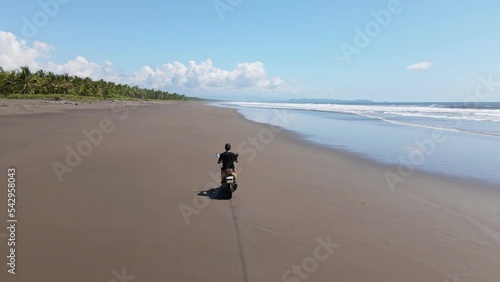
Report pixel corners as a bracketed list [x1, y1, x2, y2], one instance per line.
[224, 102, 500, 137]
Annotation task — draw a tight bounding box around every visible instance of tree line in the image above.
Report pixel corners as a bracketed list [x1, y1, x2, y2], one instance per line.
[0, 66, 198, 100]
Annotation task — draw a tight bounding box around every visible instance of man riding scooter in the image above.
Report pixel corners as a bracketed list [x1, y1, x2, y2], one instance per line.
[218, 143, 238, 189]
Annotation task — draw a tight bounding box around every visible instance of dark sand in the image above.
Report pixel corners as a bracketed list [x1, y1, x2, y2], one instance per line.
[0, 101, 499, 282]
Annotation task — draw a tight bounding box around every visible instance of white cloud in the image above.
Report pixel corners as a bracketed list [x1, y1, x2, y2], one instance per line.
[0, 30, 290, 96]
[407, 61, 434, 70]
[126, 59, 287, 90]
[46, 56, 119, 82]
[0, 31, 53, 70]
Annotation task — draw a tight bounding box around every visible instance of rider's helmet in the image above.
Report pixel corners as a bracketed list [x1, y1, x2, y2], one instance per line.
[225, 143, 231, 151]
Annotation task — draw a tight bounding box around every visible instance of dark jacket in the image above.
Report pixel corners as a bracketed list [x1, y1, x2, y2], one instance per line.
[218, 151, 238, 170]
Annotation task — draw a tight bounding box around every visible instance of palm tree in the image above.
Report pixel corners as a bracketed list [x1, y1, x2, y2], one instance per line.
[59, 73, 73, 94]
[36, 69, 46, 78]
[0, 67, 7, 97]
[4, 71, 17, 94]
[13, 66, 38, 94]
[71, 76, 84, 95]
[42, 72, 52, 94]
[34, 70, 47, 93]
[80, 77, 93, 96]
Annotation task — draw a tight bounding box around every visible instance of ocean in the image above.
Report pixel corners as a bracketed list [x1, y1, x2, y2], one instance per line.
[215, 101, 500, 185]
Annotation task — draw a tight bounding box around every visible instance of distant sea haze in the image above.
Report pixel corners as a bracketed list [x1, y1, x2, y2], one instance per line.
[217, 102, 500, 185]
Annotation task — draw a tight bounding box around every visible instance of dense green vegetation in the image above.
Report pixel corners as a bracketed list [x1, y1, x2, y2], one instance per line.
[0, 66, 198, 100]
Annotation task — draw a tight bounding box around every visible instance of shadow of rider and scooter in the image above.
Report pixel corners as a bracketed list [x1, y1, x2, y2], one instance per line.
[196, 187, 231, 200]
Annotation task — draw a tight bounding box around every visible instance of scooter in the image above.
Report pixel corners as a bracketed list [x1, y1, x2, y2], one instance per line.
[216, 153, 238, 197]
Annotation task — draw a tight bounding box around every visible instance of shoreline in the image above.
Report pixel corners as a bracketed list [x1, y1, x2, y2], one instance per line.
[220, 103, 500, 190]
[1, 101, 499, 282]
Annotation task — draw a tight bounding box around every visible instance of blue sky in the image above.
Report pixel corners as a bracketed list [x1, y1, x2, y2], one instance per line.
[1, 0, 500, 101]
